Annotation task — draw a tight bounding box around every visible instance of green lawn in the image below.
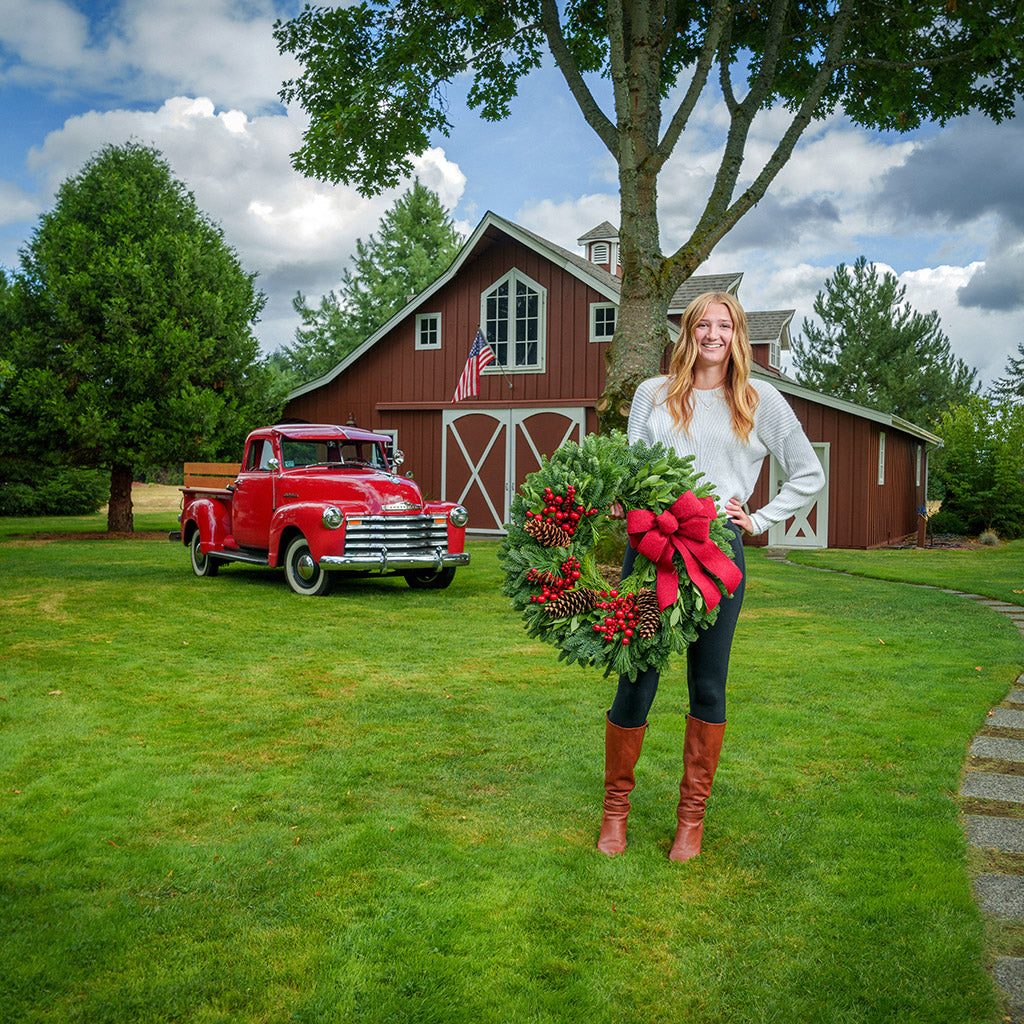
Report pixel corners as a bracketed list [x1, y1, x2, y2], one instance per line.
[789, 540, 1024, 606]
[1, 523, 1022, 1023]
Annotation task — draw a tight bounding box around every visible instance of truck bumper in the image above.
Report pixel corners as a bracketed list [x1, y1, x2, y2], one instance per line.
[318, 550, 471, 573]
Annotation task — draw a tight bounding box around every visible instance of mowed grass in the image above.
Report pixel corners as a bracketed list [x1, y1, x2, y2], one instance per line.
[789, 539, 1024, 605]
[1, 522, 1022, 1023]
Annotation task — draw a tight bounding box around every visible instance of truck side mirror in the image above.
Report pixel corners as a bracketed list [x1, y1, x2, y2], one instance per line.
[392, 450, 405, 469]
[267, 458, 280, 471]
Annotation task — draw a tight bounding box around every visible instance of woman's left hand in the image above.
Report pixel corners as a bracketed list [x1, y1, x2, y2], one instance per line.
[724, 497, 753, 533]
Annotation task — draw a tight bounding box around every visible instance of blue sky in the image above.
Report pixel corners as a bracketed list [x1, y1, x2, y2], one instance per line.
[1, 0, 1021, 387]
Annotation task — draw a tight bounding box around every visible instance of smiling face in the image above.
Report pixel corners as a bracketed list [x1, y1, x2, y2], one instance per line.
[692, 302, 734, 382]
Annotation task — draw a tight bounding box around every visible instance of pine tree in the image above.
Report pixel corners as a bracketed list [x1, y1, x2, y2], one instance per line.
[991, 342, 1024, 403]
[278, 179, 463, 381]
[791, 257, 977, 428]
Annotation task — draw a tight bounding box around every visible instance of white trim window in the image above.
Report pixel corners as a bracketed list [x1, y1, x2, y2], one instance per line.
[590, 302, 616, 343]
[481, 269, 546, 372]
[415, 312, 442, 350]
[878, 431, 886, 485]
[768, 340, 781, 369]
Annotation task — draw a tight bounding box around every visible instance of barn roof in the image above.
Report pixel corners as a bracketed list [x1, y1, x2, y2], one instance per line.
[747, 309, 795, 350]
[577, 221, 618, 242]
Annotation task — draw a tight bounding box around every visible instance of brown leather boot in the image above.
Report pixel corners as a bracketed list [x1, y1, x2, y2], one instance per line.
[596, 715, 647, 856]
[668, 715, 725, 863]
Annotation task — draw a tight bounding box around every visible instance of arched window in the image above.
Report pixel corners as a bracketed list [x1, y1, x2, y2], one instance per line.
[481, 269, 546, 371]
[590, 241, 610, 264]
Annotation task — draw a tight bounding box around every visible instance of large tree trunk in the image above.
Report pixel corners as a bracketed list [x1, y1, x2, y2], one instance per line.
[596, 0, 680, 435]
[598, 150, 677, 434]
[107, 462, 134, 533]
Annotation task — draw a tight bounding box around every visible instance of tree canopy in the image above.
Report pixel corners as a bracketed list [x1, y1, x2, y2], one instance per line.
[1, 142, 284, 531]
[277, 179, 464, 383]
[275, 0, 1024, 429]
[932, 395, 1024, 539]
[790, 257, 977, 428]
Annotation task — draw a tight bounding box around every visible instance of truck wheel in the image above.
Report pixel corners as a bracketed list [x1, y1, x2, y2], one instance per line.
[404, 567, 456, 590]
[284, 536, 333, 596]
[190, 532, 220, 577]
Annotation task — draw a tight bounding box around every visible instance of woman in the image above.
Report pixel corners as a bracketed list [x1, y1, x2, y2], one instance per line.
[598, 291, 825, 862]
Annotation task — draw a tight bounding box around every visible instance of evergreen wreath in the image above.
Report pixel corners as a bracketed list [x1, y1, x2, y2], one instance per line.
[499, 431, 742, 682]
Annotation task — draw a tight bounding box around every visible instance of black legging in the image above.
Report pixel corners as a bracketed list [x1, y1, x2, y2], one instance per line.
[608, 523, 746, 728]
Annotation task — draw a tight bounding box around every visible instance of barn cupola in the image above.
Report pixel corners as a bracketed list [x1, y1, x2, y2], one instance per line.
[577, 222, 621, 276]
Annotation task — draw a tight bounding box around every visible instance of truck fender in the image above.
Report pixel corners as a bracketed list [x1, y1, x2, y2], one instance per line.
[182, 496, 232, 553]
[268, 502, 349, 567]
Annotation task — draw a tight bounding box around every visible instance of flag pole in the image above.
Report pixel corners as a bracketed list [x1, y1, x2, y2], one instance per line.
[481, 326, 514, 390]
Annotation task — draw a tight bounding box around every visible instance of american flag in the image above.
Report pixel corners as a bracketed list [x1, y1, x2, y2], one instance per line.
[451, 329, 495, 402]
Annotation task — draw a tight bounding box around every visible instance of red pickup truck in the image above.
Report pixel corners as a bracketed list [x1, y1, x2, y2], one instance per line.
[176, 423, 469, 595]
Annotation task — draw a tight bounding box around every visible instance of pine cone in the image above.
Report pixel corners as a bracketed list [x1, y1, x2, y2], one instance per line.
[524, 516, 574, 548]
[634, 589, 661, 638]
[546, 587, 598, 619]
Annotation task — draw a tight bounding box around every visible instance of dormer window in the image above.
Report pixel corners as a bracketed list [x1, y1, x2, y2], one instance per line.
[769, 340, 781, 369]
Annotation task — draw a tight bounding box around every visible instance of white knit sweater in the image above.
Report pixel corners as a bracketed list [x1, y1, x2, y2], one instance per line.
[627, 376, 826, 536]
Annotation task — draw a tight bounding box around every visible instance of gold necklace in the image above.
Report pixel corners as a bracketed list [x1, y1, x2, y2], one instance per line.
[694, 386, 722, 410]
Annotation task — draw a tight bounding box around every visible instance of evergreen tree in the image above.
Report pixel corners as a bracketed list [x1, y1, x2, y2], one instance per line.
[991, 342, 1024, 402]
[279, 180, 464, 381]
[2, 142, 282, 531]
[791, 257, 977, 427]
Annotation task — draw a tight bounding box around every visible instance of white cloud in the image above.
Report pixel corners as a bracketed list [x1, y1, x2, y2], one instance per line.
[0, 179, 37, 227]
[16, 96, 467, 351]
[0, 0, 293, 109]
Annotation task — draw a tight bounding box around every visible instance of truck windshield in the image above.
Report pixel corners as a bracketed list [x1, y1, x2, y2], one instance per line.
[281, 438, 387, 470]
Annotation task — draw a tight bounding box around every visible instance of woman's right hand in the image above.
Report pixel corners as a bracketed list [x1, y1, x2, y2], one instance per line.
[608, 500, 625, 520]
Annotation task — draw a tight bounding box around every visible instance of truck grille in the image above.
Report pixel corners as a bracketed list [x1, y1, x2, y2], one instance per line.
[344, 514, 448, 558]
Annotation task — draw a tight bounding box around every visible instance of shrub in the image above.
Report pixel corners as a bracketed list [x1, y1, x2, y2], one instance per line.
[933, 396, 1024, 540]
[927, 505, 970, 536]
[0, 463, 108, 516]
[979, 529, 1000, 546]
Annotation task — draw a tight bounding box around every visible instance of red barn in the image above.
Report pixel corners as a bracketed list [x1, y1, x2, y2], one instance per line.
[284, 212, 940, 549]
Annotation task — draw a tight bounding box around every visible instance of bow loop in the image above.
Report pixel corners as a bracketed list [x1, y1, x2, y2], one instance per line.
[626, 491, 743, 612]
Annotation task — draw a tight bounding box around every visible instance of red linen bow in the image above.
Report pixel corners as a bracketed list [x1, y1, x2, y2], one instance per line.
[626, 492, 743, 612]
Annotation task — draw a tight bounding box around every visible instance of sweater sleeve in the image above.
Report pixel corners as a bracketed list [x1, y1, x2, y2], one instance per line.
[748, 417, 826, 536]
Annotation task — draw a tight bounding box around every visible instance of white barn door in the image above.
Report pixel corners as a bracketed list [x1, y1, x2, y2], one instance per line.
[442, 407, 586, 534]
[767, 442, 830, 548]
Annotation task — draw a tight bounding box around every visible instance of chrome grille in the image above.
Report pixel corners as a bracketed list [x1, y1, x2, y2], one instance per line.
[344, 514, 448, 558]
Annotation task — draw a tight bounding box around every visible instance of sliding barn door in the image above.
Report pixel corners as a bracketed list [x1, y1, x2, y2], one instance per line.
[442, 408, 586, 533]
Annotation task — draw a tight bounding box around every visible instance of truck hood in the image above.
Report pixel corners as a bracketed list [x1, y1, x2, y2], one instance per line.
[282, 468, 428, 514]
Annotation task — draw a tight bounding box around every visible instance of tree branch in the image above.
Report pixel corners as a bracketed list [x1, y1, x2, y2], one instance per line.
[540, 0, 617, 153]
[654, 0, 731, 169]
[664, 0, 857, 282]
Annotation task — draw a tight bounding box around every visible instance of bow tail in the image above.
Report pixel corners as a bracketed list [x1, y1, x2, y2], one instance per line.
[674, 542, 724, 612]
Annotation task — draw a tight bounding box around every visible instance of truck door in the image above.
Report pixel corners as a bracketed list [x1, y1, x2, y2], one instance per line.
[231, 437, 276, 549]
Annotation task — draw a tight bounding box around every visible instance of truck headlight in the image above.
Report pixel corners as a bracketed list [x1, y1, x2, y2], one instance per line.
[449, 505, 469, 528]
[322, 506, 343, 530]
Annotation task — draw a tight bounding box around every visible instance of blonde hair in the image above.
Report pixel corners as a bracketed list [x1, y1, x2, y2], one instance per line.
[664, 291, 759, 441]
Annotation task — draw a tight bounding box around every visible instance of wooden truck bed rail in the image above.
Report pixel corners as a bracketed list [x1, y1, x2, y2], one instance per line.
[183, 462, 241, 490]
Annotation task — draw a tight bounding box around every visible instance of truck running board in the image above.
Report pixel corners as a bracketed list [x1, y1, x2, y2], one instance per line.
[215, 549, 270, 566]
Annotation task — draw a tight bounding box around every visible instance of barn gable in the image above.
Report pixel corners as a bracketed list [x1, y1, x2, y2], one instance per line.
[283, 212, 940, 549]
